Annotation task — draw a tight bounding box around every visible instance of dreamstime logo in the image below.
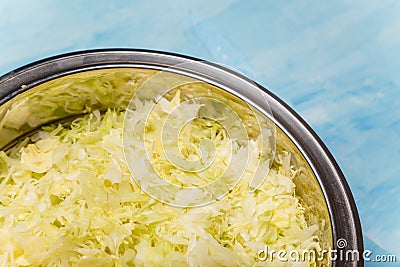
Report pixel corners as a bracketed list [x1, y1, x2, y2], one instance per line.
[336, 238, 348, 249]
[122, 62, 276, 207]
[257, 238, 397, 264]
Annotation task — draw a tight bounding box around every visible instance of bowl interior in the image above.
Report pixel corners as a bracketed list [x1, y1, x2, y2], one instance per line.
[0, 68, 332, 265]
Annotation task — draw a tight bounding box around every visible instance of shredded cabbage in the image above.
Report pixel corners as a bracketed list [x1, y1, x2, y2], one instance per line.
[0, 94, 322, 266]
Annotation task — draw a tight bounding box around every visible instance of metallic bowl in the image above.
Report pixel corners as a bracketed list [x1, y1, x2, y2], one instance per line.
[0, 49, 363, 266]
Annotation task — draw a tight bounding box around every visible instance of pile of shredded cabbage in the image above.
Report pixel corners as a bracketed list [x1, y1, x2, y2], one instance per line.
[0, 95, 321, 266]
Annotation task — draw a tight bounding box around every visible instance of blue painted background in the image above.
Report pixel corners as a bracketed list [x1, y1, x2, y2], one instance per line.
[1, 1, 399, 265]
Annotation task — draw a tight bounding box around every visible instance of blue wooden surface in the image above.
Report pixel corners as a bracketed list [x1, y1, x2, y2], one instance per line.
[1, 1, 399, 265]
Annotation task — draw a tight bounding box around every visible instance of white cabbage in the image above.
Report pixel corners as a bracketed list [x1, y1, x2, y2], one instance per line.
[0, 94, 321, 266]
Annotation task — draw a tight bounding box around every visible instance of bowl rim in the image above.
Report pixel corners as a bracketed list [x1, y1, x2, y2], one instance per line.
[0, 48, 363, 266]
